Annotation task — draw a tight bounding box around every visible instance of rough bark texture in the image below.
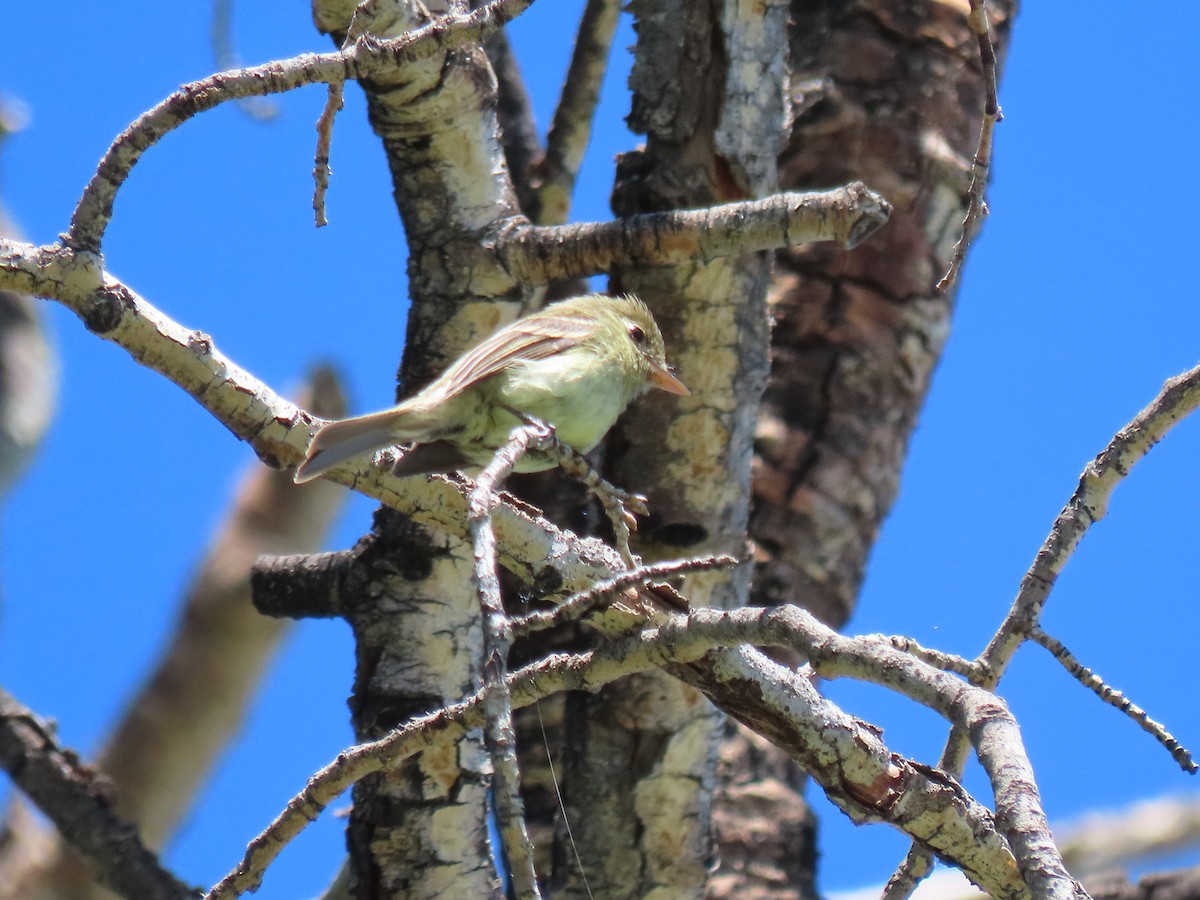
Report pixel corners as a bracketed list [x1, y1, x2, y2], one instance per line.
[341, 510, 496, 900]
[709, 722, 816, 900]
[310, 2, 532, 896]
[757, 0, 1014, 628]
[712, 1, 1015, 897]
[539, 1, 787, 897]
[0, 2, 1022, 896]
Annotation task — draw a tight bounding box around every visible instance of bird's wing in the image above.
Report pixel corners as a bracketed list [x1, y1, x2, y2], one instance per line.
[432, 315, 597, 400]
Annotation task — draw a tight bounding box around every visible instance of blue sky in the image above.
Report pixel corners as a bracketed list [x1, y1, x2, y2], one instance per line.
[3, 2, 1199, 897]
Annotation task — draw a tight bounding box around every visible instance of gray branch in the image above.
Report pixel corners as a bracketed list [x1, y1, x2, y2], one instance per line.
[65, 0, 535, 253]
[494, 184, 892, 284]
[4, 242, 1049, 900]
[0, 688, 199, 900]
[204, 605, 1092, 899]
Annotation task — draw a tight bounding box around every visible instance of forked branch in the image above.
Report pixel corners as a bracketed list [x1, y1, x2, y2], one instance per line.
[887, 363, 1200, 898]
[205, 603, 1093, 899]
[65, 0, 536, 252]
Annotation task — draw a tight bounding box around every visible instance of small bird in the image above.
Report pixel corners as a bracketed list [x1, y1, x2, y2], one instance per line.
[293, 293, 688, 484]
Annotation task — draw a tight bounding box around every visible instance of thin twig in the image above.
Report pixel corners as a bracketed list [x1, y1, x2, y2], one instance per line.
[889, 362, 1200, 900]
[312, 80, 344, 227]
[206, 606, 1082, 900]
[313, 0, 416, 228]
[894, 4, 1004, 889]
[983, 364, 1200, 708]
[882, 845, 936, 900]
[0, 688, 198, 900]
[469, 424, 552, 900]
[1029, 626, 1196, 774]
[65, 0, 536, 253]
[935, 0, 1002, 293]
[529, 0, 621, 225]
[546, 437, 647, 566]
[885, 635, 984, 680]
[512, 554, 738, 636]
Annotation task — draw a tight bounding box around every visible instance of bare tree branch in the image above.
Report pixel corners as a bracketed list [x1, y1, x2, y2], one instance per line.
[206, 603, 1092, 899]
[936, 0, 1002, 292]
[497, 185, 891, 284]
[312, 79, 344, 227]
[65, 0, 536, 253]
[468, 425, 549, 900]
[0, 688, 198, 900]
[251, 548, 359, 619]
[1028, 627, 1195, 773]
[512, 554, 737, 636]
[527, 0, 621, 225]
[889, 363, 1200, 898]
[885, 636, 985, 681]
[984, 363, 1200, 675]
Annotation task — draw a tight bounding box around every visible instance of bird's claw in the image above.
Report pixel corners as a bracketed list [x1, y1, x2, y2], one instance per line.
[508, 410, 556, 445]
[625, 492, 650, 518]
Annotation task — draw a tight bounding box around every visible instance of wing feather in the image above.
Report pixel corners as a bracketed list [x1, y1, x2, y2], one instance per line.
[431, 315, 596, 400]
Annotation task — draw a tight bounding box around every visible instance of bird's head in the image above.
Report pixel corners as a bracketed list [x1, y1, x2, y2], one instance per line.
[604, 294, 689, 397]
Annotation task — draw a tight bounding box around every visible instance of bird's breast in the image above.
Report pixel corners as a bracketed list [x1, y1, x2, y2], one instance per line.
[493, 349, 635, 452]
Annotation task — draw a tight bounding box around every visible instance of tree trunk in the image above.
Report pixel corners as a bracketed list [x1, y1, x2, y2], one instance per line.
[310, 2, 529, 895]
[713, 2, 1016, 896]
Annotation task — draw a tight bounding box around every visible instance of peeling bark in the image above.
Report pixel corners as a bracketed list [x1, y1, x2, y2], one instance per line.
[309, 1, 532, 894]
[547, 1, 789, 896]
[714, 2, 1015, 897]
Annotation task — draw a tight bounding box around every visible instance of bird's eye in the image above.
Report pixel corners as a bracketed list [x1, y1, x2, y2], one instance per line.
[628, 324, 646, 345]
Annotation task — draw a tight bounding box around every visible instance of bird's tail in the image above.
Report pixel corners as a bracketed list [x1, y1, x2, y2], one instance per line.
[293, 409, 405, 484]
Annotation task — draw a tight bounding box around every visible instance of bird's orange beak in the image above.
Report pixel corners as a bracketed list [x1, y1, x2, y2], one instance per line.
[649, 363, 689, 396]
